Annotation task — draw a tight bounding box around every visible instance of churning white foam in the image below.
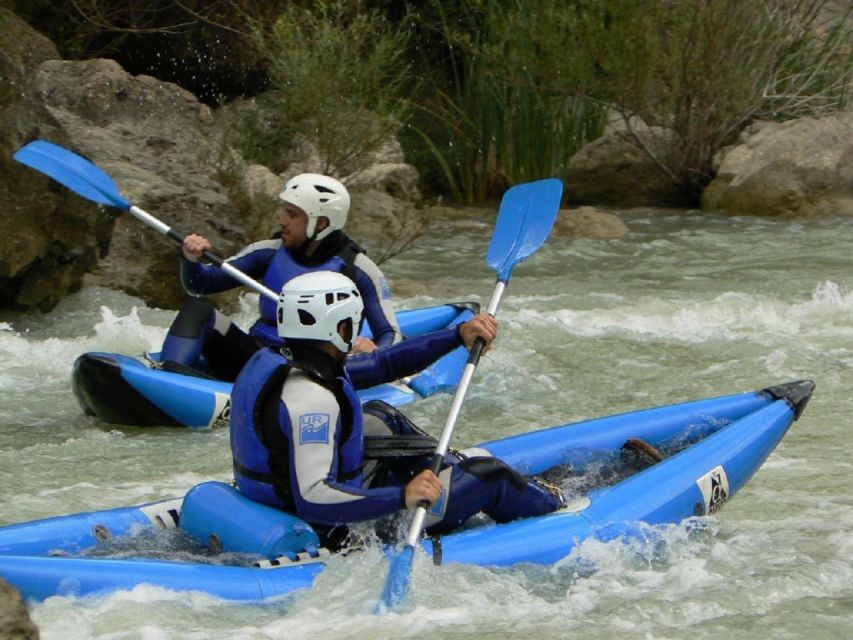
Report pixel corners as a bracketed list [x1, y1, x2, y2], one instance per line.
[514, 280, 853, 345]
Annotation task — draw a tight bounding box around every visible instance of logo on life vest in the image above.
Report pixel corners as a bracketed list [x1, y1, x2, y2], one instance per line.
[696, 465, 730, 514]
[299, 413, 331, 444]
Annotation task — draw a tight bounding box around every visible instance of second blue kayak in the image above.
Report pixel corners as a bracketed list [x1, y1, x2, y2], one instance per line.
[72, 302, 478, 428]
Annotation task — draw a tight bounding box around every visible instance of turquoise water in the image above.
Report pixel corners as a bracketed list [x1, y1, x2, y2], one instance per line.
[1, 208, 851, 639]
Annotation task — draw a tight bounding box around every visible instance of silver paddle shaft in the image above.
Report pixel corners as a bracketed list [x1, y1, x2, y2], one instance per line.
[129, 205, 279, 302]
[404, 280, 507, 546]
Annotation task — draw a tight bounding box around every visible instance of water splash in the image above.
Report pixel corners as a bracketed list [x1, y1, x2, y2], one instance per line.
[513, 280, 853, 345]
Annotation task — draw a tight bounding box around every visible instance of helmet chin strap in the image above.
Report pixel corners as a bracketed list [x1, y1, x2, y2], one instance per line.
[297, 216, 329, 254]
[296, 236, 315, 255]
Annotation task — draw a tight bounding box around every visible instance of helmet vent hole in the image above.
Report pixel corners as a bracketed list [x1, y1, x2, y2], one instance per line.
[298, 310, 317, 326]
[337, 292, 349, 301]
[325, 293, 334, 305]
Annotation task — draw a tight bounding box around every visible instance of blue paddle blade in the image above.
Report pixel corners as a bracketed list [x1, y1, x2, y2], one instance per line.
[486, 178, 563, 282]
[13, 140, 131, 210]
[376, 544, 414, 613]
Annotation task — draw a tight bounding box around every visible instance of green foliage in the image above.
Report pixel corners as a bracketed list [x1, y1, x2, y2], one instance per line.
[249, 0, 414, 174]
[520, 0, 853, 199]
[408, 0, 606, 203]
[9, 0, 851, 206]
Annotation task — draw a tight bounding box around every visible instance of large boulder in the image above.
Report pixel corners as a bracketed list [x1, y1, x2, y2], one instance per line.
[342, 155, 425, 263]
[1, 12, 427, 311]
[0, 9, 112, 311]
[702, 113, 853, 217]
[552, 206, 629, 239]
[565, 115, 688, 208]
[27, 58, 247, 310]
[0, 6, 246, 312]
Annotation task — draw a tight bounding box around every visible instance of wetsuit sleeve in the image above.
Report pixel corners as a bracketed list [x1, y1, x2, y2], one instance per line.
[283, 371, 405, 524]
[180, 239, 280, 295]
[352, 253, 402, 347]
[345, 326, 462, 389]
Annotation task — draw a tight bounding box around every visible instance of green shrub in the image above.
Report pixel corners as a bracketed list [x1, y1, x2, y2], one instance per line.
[410, 0, 851, 203]
[541, 0, 852, 199]
[249, 0, 414, 175]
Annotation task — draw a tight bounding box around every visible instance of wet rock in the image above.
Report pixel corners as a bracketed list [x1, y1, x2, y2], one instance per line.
[702, 113, 853, 217]
[0, 7, 243, 312]
[552, 206, 629, 239]
[25, 57, 244, 310]
[0, 578, 39, 639]
[565, 115, 688, 208]
[1, 10, 424, 312]
[0, 8, 111, 311]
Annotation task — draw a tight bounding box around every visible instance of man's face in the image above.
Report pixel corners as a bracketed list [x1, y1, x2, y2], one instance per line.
[278, 203, 309, 249]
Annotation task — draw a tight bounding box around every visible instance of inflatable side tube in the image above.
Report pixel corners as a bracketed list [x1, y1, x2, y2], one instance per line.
[429, 395, 799, 567]
[479, 390, 776, 475]
[360, 302, 477, 339]
[0, 554, 324, 602]
[180, 482, 321, 560]
[407, 307, 475, 397]
[0, 498, 182, 557]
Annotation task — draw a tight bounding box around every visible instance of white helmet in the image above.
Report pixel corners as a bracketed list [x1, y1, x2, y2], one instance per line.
[279, 173, 350, 242]
[277, 271, 363, 353]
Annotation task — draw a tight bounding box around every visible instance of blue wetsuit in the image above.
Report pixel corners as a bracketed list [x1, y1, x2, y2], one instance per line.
[161, 231, 401, 380]
[230, 333, 562, 543]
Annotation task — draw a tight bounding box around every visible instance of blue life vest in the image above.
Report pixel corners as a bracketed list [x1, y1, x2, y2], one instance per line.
[252, 249, 354, 345]
[230, 347, 364, 511]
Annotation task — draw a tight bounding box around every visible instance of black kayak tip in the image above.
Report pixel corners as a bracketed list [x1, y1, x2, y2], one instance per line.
[761, 379, 815, 421]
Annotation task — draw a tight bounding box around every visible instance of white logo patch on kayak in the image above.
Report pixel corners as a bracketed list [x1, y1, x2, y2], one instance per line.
[697, 465, 730, 514]
[299, 413, 330, 444]
[211, 393, 231, 427]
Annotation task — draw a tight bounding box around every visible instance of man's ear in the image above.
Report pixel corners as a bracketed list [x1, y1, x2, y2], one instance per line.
[316, 216, 330, 232]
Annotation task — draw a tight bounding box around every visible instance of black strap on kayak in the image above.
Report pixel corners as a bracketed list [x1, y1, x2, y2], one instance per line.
[362, 399, 438, 460]
[363, 434, 438, 460]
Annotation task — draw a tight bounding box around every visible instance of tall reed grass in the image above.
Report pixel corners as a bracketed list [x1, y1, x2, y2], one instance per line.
[407, 1, 606, 203]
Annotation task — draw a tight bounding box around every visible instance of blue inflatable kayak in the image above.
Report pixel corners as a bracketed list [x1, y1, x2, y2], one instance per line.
[71, 302, 478, 428]
[0, 380, 813, 602]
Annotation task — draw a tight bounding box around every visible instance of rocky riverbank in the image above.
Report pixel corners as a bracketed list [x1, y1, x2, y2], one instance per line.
[1, 8, 851, 314]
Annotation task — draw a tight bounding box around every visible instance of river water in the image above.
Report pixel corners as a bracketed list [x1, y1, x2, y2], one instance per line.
[1, 208, 851, 639]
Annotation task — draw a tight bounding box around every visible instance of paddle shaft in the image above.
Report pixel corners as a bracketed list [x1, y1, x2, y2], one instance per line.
[12, 140, 279, 303]
[128, 205, 279, 303]
[402, 280, 505, 547]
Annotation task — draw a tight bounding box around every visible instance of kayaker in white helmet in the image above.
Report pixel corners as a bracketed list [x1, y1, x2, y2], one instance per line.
[229, 271, 563, 549]
[159, 173, 401, 380]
